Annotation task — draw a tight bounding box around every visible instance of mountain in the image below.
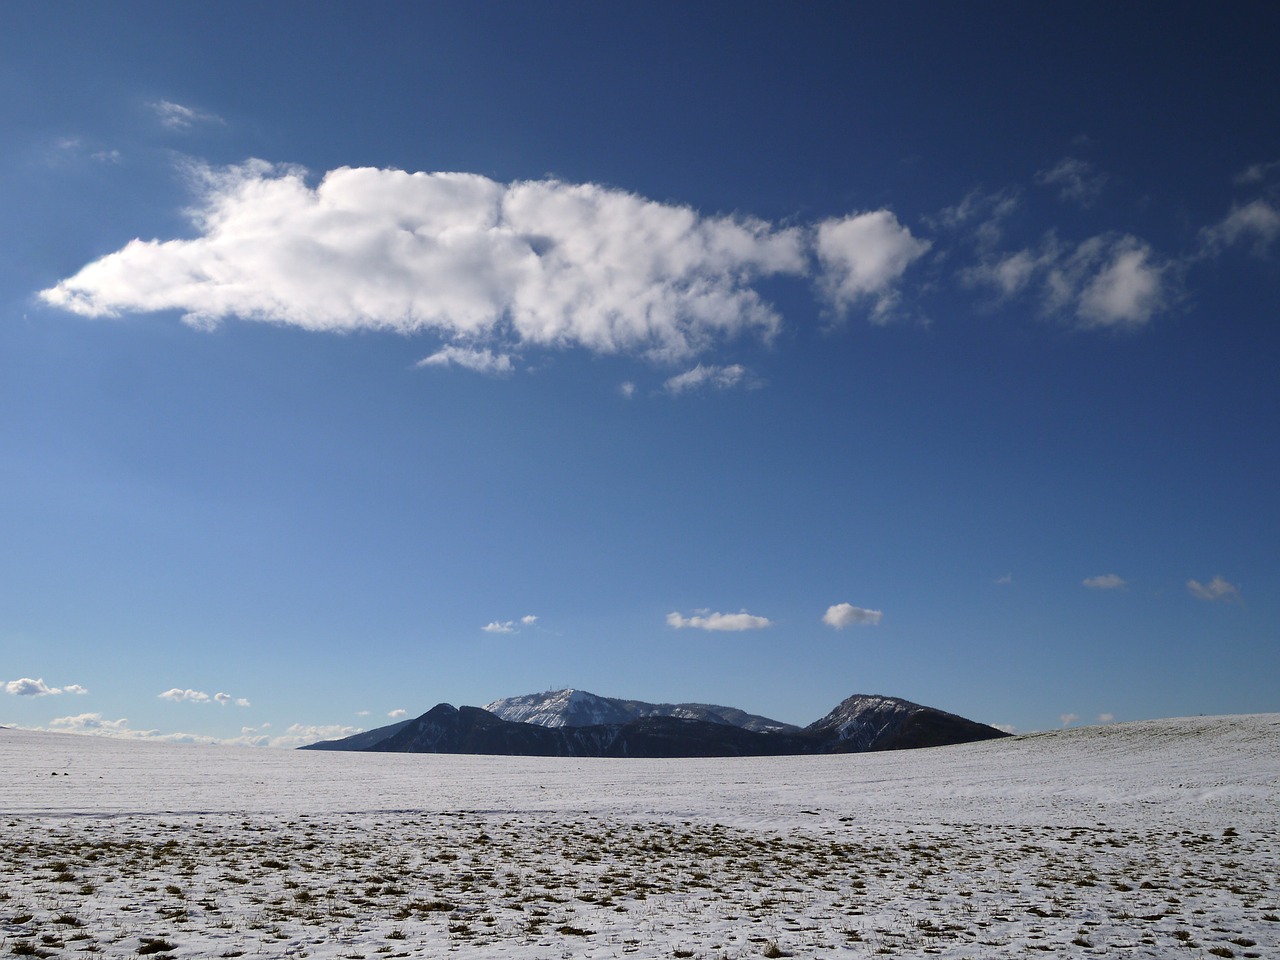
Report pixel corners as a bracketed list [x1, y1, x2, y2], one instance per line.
[301, 691, 1009, 756]
[357, 703, 812, 758]
[482, 688, 800, 733]
[805, 693, 1010, 751]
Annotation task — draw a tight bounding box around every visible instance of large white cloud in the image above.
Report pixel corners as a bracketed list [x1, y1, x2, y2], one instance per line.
[665, 610, 773, 631]
[41, 162, 809, 365]
[814, 210, 931, 319]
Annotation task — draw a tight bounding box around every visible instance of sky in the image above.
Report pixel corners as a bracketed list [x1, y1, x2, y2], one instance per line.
[2, 1, 1278, 748]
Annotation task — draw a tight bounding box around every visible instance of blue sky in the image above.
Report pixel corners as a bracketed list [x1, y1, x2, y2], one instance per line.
[3, 2, 1278, 746]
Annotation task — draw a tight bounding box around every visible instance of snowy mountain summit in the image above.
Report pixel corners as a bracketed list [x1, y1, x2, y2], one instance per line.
[483, 688, 799, 734]
[807, 693, 1005, 752]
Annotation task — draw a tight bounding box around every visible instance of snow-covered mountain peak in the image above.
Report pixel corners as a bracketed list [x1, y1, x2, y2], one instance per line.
[483, 689, 800, 734]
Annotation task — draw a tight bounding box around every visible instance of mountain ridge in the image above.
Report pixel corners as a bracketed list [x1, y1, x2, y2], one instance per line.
[301, 689, 1009, 756]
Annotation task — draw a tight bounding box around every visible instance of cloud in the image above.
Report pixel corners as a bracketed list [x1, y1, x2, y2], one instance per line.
[663, 363, 761, 395]
[1059, 713, 1080, 727]
[1200, 199, 1280, 257]
[666, 610, 773, 631]
[968, 233, 1168, 329]
[158, 688, 211, 703]
[822, 603, 884, 628]
[991, 723, 1018, 735]
[41, 162, 808, 365]
[1098, 712, 1115, 724]
[214, 692, 232, 706]
[4, 678, 64, 696]
[618, 381, 636, 398]
[388, 708, 407, 718]
[994, 573, 1013, 586]
[1072, 238, 1167, 328]
[1234, 160, 1280, 185]
[150, 99, 224, 130]
[1035, 157, 1107, 207]
[417, 345, 515, 375]
[269, 723, 364, 749]
[1187, 575, 1241, 603]
[1082, 573, 1127, 590]
[235, 697, 251, 708]
[49, 713, 135, 734]
[63, 684, 89, 695]
[933, 187, 1021, 248]
[814, 210, 931, 319]
[483, 614, 538, 634]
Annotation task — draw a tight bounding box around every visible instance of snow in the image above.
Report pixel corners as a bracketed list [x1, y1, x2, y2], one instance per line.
[2, 714, 1278, 958]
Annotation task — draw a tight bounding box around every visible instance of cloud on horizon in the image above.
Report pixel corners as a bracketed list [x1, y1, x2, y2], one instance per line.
[666, 610, 773, 631]
[822, 603, 883, 628]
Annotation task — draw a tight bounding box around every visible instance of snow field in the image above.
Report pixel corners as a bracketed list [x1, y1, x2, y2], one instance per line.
[2, 714, 1277, 959]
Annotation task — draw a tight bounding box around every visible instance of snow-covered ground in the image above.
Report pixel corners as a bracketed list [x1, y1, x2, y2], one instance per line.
[2, 714, 1277, 958]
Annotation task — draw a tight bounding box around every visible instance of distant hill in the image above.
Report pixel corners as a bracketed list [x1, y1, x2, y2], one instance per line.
[300, 690, 1008, 756]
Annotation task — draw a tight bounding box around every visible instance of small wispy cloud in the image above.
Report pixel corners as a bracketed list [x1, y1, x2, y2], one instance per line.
[1059, 712, 1080, 727]
[822, 603, 883, 628]
[1083, 573, 1127, 590]
[1186, 575, 1241, 603]
[418, 345, 515, 376]
[994, 573, 1013, 586]
[1234, 159, 1280, 185]
[388, 708, 407, 718]
[965, 232, 1169, 330]
[1200, 199, 1280, 257]
[150, 99, 224, 130]
[482, 614, 539, 634]
[666, 610, 773, 631]
[663, 363, 760, 395]
[1098, 712, 1115, 724]
[1035, 157, 1107, 207]
[159, 687, 249, 705]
